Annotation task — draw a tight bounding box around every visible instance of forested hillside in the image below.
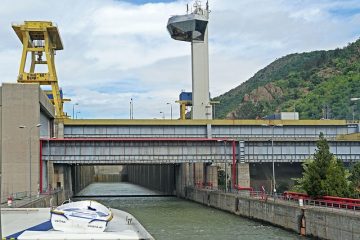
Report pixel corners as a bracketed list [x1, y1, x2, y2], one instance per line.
[214, 39, 360, 120]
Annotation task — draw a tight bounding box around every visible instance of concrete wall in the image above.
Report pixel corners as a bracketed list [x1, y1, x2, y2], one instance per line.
[94, 165, 123, 182]
[184, 187, 360, 240]
[0, 83, 55, 201]
[19, 189, 70, 208]
[127, 164, 176, 195]
[71, 165, 95, 194]
[305, 208, 360, 240]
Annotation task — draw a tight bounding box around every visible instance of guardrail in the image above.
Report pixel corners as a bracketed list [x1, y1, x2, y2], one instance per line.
[194, 186, 360, 213]
[1, 189, 68, 208]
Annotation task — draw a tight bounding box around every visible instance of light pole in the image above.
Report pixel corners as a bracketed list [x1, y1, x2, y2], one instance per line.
[160, 111, 165, 119]
[19, 123, 42, 198]
[130, 98, 134, 119]
[166, 102, 173, 120]
[72, 103, 79, 119]
[351, 98, 360, 121]
[261, 124, 283, 195]
[76, 111, 81, 119]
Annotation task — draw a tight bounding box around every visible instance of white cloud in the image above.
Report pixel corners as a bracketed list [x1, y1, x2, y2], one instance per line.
[0, 0, 359, 119]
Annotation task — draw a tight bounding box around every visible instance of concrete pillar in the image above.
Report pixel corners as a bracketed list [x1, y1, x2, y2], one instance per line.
[206, 165, 218, 189]
[194, 163, 205, 186]
[55, 120, 64, 138]
[191, 19, 212, 120]
[237, 163, 250, 187]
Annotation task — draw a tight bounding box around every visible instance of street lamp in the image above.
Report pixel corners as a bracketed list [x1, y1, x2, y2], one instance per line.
[19, 123, 42, 198]
[261, 124, 283, 195]
[166, 102, 173, 120]
[160, 111, 165, 119]
[76, 111, 81, 119]
[72, 103, 79, 119]
[350, 98, 360, 121]
[130, 98, 134, 119]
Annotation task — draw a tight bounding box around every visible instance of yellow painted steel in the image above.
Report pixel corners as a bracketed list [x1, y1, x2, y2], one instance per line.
[175, 100, 220, 120]
[175, 100, 191, 120]
[64, 118, 347, 126]
[13, 21, 65, 118]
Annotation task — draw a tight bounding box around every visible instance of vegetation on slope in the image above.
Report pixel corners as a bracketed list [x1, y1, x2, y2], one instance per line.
[214, 39, 360, 119]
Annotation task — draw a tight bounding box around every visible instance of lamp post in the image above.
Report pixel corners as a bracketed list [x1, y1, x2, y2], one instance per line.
[160, 111, 165, 119]
[166, 102, 173, 120]
[130, 98, 134, 119]
[72, 103, 79, 119]
[76, 111, 81, 119]
[351, 98, 360, 121]
[261, 124, 283, 195]
[19, 124, 42, 198]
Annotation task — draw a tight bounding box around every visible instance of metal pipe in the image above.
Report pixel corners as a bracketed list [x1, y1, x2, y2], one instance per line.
[272, 126, 276, 194]
[224, 141, 227, 192]
[39, 140, 43, 193]
[232, 140, 236, 189]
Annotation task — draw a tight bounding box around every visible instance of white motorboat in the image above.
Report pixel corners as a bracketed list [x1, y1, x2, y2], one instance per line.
[50, 200, 113, 233]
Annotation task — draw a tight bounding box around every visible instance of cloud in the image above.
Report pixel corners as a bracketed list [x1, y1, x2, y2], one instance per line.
[0, 0, 359, 119]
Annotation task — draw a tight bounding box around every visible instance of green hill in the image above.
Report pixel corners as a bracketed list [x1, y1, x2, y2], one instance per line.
[213, 39, 360, 120]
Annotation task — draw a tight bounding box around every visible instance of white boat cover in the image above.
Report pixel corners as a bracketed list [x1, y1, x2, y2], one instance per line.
[51, 200, 113, 233]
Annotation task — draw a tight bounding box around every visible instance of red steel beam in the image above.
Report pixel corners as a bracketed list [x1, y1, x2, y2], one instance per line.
[40, 137, 230, 142]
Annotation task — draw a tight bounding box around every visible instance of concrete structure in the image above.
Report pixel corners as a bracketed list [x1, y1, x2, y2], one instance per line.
[63, 119, 359, 139]
[167, 1, 212, 119]
[184, 187, 360, 240]
[0, 83, 95, 202]
[1, 83, 360, 200]
[41, 138, 360, 164]
[0, 83, 55, 201]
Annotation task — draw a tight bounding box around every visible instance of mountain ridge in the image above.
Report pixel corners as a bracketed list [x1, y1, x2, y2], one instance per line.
[213, 39, 360, 120]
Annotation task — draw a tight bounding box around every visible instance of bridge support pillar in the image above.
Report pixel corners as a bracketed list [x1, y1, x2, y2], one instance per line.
[194, 163, 204, 186]
[237, 163, 250, 187]
[205, 165, 218, 189]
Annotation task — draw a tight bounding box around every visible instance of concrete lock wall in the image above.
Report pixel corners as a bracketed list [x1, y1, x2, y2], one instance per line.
[127, 164, 176, 195]
[71, 165, 95, 194]
[0, 83, 55, 201]
[184, 187, 360, 240]
[305, 208, 360, 240]
[19, 189, 69, 208]
[94, 165, 123, 182]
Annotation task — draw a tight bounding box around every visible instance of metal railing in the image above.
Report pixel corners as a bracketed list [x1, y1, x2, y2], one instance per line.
[194, 186, 360, 213]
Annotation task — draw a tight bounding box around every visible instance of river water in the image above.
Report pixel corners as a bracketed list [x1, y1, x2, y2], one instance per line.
[77, 183, 304, 240]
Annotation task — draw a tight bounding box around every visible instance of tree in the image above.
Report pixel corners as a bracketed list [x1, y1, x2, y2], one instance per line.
[293, 133, 351, 197]
[349, 162, 360, 197]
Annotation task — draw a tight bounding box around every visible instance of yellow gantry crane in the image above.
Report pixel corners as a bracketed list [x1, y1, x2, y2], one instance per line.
[12, 21, 68, 118]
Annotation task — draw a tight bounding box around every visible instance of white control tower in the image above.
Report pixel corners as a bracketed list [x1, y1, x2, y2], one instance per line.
[167, 1, 212, 120]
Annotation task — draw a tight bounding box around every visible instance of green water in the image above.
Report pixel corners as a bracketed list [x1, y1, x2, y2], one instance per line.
[78, 183, 304, 240]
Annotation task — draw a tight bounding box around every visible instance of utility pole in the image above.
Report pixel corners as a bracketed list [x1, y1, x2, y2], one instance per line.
[167, 102, 173, 120]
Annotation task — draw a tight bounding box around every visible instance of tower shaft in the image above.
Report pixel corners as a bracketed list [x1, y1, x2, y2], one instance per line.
[191, 21, 212, 119]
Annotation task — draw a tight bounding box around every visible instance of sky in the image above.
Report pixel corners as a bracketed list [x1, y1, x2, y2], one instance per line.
[0, 0, 359, 119]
